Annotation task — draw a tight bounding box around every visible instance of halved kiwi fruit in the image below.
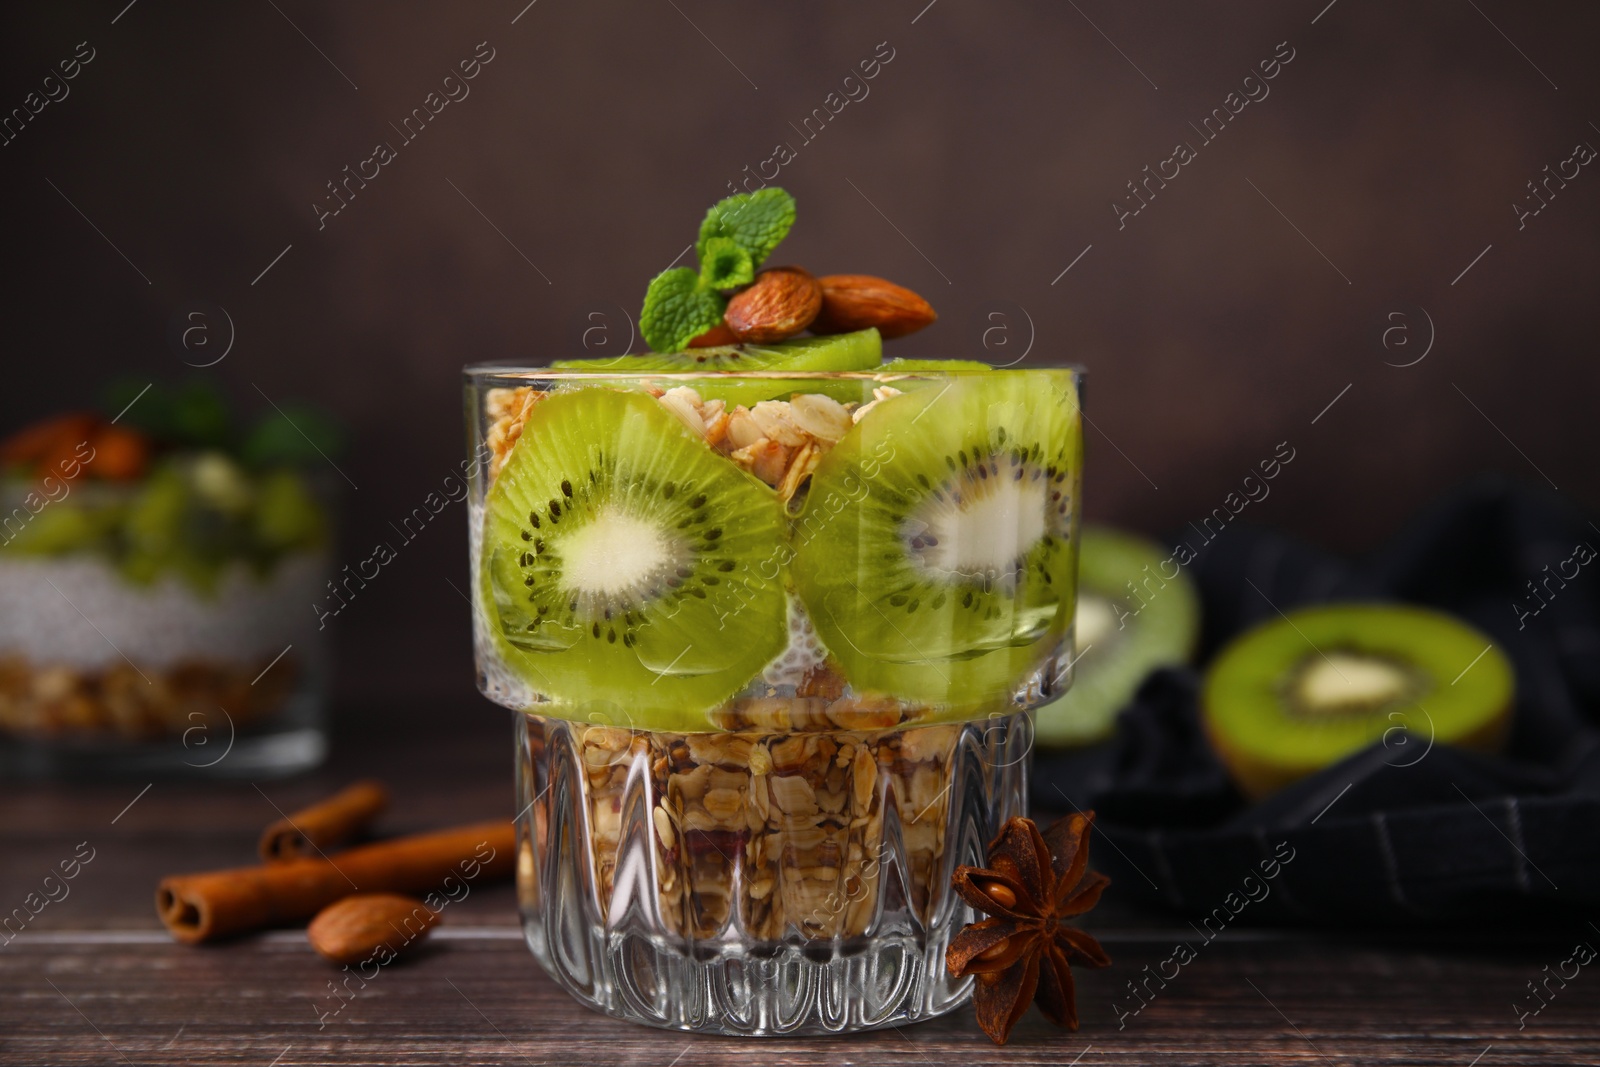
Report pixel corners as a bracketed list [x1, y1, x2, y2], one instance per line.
[791, 371, 1081, 708]
[1034, 526, 1200, 747]
[481, 387, 790, 727]
[1202, 603, 1514, 799]
[551, 328, 882, 407]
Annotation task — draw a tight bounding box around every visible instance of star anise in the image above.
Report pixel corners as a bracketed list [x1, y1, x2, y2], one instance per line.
[945, 812, 1111, 1045]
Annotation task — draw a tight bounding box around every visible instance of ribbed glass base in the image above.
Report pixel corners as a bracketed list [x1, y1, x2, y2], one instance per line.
[513, 710, 1031, 1036]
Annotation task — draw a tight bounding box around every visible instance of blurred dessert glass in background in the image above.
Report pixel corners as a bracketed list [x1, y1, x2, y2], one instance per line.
[0, 381, 336, 777]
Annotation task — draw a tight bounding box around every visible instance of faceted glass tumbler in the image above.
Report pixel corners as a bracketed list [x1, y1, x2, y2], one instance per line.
[466, 366, 1082, 1035]
[513, 710, 1032, 1034]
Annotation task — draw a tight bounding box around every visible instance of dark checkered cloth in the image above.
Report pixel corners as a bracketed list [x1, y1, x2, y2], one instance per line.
[1033, 477, 1600, 923]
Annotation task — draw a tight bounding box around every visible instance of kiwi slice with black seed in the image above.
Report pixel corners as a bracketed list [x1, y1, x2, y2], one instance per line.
[551, 328, 881, 408]
[1035, 526, 1199, 747]
[1202, 603, 1514, 798]
[481, 388, 789, 726]
[791, 371, 1081, 707]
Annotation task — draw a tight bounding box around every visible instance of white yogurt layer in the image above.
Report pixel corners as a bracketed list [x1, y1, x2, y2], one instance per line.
[0, 554, 328, 669]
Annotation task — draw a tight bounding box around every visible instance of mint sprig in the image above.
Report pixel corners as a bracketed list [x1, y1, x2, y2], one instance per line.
[696, 188, 796, 266]
[639, 188, 797, 352]
[640, 268, 727, 354]
[699, 237, 754, 290]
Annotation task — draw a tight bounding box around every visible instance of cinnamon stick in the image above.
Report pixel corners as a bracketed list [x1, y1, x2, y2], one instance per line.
[157, 820, 514, 944]
[259, 780, 390, 862]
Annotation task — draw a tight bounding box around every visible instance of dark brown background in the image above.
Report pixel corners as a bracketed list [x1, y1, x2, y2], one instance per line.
[3, 1, 1595, 708]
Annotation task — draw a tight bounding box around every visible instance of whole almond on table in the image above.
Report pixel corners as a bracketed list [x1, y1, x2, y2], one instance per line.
[812, 274, 937, 339]
[307, 892, 438, 965]
[724, 266, 823, 343]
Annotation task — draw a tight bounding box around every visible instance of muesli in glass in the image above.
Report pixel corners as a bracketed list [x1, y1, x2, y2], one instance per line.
[467, 360, 1082, 1034]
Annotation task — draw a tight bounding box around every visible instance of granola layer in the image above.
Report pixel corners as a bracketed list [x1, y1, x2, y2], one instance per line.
[484, 383, 899, 505]
[0, 653, 298, 741]
[574, 711, 959, 941]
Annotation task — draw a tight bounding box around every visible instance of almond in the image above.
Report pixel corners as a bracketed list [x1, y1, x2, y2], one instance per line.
[812, 274, 937, 339]
[688, 322, 738, 348]
[307, 892, 438, 965]
[724, 267, 822, 343]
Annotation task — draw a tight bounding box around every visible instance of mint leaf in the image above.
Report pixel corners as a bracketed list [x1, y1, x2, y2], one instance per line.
[696, 188, 795, 268]
[638, 188, 796, 351]
[699, 237, 754, 291]
[640, 267, 727, 353]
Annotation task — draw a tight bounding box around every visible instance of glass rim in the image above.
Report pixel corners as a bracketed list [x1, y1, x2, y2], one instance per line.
[463, 363, 1085, 381]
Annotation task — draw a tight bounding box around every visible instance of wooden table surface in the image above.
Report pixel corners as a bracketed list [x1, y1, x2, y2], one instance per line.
[3, 702, 1597, 1066]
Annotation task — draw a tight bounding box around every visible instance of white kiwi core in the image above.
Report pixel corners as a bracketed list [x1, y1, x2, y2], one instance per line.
[562, 507, 684, 600]
[906, 473, 1048, 582]
[1074, 593, 1122, 655]
[1292, 652, 1418, 716]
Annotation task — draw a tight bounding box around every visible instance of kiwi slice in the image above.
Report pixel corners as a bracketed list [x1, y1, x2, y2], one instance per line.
[551, 328, 882, 408]
[1034, 527, 1199, 747]
[1202, 603, 1514, 799]
[792, 371, 1081, 708]
[878, 357, 993, 373]
[481, 387, 789, 727]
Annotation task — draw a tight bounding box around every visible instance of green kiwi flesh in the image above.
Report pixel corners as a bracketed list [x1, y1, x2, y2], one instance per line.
[1034, 526, 1199, 747]
[481, 388, 789, 727]
[792, 371, 1082, 707]
[1202, 602, 1514, 798]
[551, 329, 882, 407]
[878, 357, 993, 373]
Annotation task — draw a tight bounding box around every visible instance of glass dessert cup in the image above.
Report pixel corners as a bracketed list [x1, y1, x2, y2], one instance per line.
[467, 365, 1083, 1035]
[0, 473, 331, 778]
